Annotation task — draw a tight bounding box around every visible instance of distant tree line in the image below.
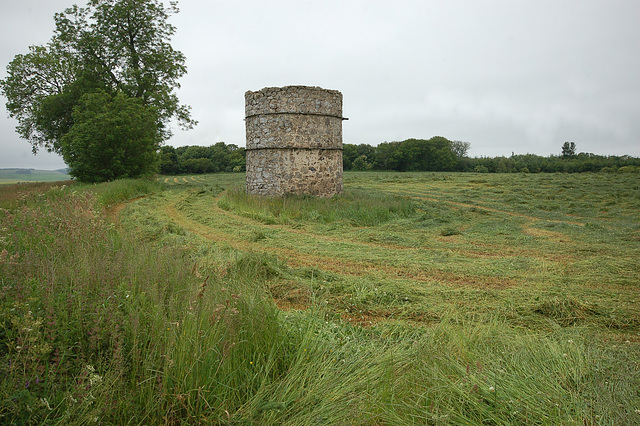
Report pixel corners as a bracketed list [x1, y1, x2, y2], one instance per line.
[454, 153, 640, 173]
[343, 138, 640, 173]
[343, 137, 469, 171]
[159, 137, 639, 175]
[160, 142, 245, 174]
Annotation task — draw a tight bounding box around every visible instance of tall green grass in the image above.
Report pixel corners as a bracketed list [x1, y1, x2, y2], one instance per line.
[218, 185, 416, 226]
[0, 178, 638, 424]
[82, 177, 164, 207]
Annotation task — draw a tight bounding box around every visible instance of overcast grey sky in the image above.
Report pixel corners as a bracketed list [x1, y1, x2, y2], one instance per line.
[1, 0, 639, 169]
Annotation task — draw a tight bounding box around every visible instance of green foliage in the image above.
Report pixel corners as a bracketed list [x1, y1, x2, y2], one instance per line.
[0, 0, 194, 178]
[61, 91, 161, 182]
[351, 155, 373, 171]
[342, 139, 639, 174]
[343, 143, 375, 170]
[343, 137, 460, 172]
[458, 153, 640, 173]
[562, 141, 577, 158]
[618, 165, 640, 173]
[160, 143, 246, 174]
[82, 0, 194, 129]
[371, 137, 458, 171]
[450, 140, 471, 158]
[0, 43, 78, 153]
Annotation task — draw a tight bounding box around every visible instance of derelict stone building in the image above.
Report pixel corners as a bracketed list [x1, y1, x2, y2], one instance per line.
[244, 86, 345, 196]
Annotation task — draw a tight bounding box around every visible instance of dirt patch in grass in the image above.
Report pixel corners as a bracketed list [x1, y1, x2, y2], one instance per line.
[522, 223, 572, 243]
[268, 281, 311, 311]
[341, 312, 388, 326]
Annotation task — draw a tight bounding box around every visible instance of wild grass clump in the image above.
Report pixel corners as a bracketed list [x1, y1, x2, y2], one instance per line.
[85, 177, 164, 207]
[441, 226, 463, 236]
[0, 187, 195, 423]
[157, 266, 300, 423]
[371, 320, 640, 425]
[533, 294, 640, 330]
[0, 183, 304, 423]
[534, 295, 599, 326]
[0, 181, 74, 209]
[218, 185, 416, 226]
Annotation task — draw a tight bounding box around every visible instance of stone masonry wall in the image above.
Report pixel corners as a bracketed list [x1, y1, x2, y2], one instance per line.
[245, 86, 344, 196]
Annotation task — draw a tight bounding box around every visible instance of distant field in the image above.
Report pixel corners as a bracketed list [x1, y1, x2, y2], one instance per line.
[0, 168, 70, 184]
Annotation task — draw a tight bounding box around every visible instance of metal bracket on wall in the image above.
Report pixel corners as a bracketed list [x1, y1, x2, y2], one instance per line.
[245, 112, 348, 120]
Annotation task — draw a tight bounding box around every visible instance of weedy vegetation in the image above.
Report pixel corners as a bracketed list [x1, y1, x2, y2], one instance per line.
[1, 172, 639, 424]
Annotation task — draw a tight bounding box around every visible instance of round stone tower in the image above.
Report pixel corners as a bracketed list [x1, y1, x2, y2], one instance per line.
[245, 86, 345, 196]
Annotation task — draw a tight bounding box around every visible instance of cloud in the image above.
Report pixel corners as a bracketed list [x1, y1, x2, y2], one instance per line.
[1, 0, 639, 168]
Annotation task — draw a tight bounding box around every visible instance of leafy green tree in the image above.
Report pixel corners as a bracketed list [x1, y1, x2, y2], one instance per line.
[427, 136, 457, 171]
[562, 142, 577, 158]
[1, 43, 79, 153]
[61, 91, 161, 182]
[0, 0, 195, 181]
[342, 144, 358, 170]
[181, 157, 215, 174]
[450, 140, 471, 158]
[226, 144, 246, 172]
[157, 142, 247, 175]
[160, 145, 180, 174]
[181, 145, 210, 161]
[373, 142, 401, 170]
[352, 155, 373, 171]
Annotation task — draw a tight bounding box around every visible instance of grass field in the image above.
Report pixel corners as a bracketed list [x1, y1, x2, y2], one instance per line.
[143, 172, 639, 330]
[1, 171, 639, 424]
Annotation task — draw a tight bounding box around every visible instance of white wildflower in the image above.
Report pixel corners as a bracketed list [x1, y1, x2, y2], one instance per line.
[86, 365, 102, 386]
[89, 373, 102, 386]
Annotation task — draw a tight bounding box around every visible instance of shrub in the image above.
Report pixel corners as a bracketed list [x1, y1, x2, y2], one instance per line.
[618, 165, 639, 173]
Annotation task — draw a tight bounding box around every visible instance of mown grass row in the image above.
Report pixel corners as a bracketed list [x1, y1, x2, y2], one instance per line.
[1, 176, 639, 424]
[218, 185, 416, 227]
[164, 172, 640, 332]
